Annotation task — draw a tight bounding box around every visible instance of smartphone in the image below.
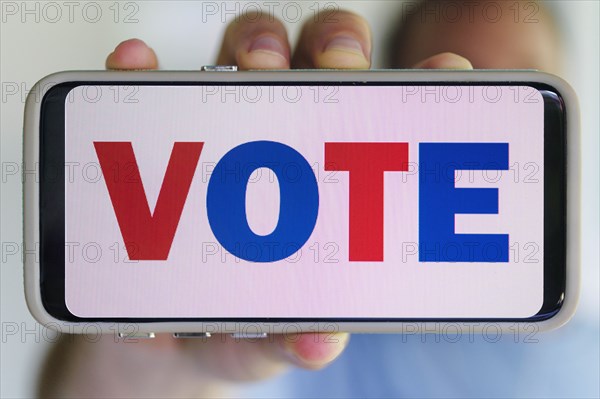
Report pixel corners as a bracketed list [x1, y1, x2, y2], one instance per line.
[23, 70, 580, 336]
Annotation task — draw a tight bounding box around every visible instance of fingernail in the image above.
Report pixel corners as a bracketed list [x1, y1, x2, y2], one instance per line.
[324, 35, 367, 58]
[249, 35, 288, 61]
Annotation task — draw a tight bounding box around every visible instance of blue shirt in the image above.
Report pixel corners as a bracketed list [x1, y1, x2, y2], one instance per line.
[234, 316, 599, 398]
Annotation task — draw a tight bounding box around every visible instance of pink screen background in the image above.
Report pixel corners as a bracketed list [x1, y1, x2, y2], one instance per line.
[65, 85, 544, 318]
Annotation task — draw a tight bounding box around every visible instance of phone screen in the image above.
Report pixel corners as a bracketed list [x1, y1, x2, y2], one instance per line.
[41, 82, 565, 321]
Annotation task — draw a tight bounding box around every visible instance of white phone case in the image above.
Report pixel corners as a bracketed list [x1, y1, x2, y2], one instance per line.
[23, 70, 580, 336]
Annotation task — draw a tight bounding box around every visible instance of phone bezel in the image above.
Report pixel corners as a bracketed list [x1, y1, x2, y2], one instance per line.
[23, 70, 580, 333]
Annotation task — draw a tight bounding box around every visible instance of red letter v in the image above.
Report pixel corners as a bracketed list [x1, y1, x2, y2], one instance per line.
[94, 142, 203, 260]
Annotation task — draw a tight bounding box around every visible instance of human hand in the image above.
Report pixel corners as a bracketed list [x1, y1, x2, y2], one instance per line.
[42, 10, 473, 399]
[106, 10, 472, 70]
[103, 12, 380, 392]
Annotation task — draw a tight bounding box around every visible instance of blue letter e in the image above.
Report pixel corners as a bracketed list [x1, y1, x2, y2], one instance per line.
[419, 143, 509, 262]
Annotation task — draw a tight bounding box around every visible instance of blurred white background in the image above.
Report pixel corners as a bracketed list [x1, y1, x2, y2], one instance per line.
[1, 1, 598, 397]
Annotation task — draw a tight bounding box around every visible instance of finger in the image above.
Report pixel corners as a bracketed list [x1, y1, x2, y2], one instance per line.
[106, 38, 158, 70]
[182, 332, 350, 381]
[292, 10, 371, 69]
[391, 1, 560, 73]
[216, 12, 291, 70]
[411, 52, 473, 70]
[281, 332, 350, 371]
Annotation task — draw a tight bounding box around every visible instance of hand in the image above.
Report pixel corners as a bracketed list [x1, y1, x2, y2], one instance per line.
[41, 10, 473, 399]
[106, 11, 472, 70]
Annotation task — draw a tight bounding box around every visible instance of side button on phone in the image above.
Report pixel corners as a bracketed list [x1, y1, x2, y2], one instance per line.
[230, 332, 268, 339]
[118, 332, 155, 339]
[173, 332, 212, 339]
[200, 65, 238, 72]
